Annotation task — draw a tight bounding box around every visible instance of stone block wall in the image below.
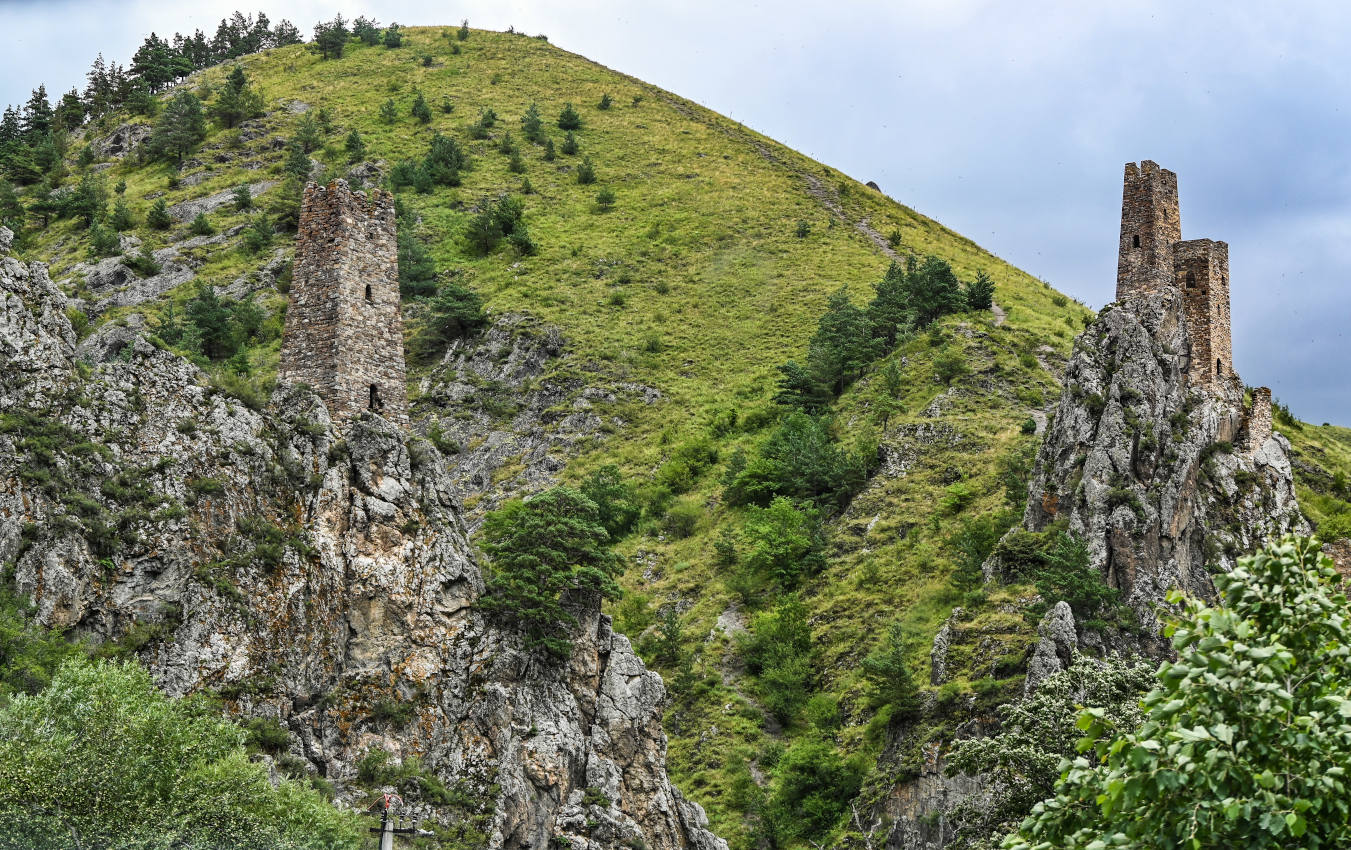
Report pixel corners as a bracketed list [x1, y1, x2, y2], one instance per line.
[1116, 160, 1181, 302]
[1173, 239, 1232, 386]
[279, 180, 409, 428]
[1247, 386, 1273, 449]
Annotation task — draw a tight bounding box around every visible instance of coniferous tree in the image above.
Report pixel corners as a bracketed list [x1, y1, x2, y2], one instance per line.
[54, 89, 86, 131]
[543, 138, 556, 161]
[109, 197, 133, 231]
[345, 129, 366, 163]
[397, 229, 438, 296]
[315, 107, 334, 136]
[21, 86, 53, 137]
[520, 103, 544, 143]
[411, 92, 432, 125]
[379, 99, 397, 124]
[424, 133, 466, 185]
[189, 212, 214, 236]
[557, 102, 582, 130]
[272, 19, 303, 46]
[383, 23, 404, 48]
[145, 91, 206, 164]
[352, 16, 381, 45]
[0, 180, 23, 231]
[293, 113, 321, 153]
[147, 198, 171, 230]
[440, 97, 454, 114]
[232, 184, 252, 211]
[283, 142, 311, 181]
[560, 131, 578, 155]
[598, 93, 613, 110]
[966, 270, 995, 311]
[575, 156, 596, 184]
[211, 66, 264, 129]
[312, 15, 350, 60]
[457, 19, 470, 40]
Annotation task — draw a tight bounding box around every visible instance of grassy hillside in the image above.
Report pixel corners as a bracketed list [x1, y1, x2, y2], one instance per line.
[14, 25, 1109, 848]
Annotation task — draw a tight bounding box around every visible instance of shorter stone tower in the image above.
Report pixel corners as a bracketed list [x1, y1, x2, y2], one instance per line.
[1173, 238, 1232, 383]
[279, 180, 409, 428]
[1116, 160, 1180, 301]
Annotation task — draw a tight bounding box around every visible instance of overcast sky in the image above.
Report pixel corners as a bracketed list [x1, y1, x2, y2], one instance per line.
[3, 0, 1349, 423]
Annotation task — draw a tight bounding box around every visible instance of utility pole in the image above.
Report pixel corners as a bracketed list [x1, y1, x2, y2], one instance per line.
[368, 792, 425, 849]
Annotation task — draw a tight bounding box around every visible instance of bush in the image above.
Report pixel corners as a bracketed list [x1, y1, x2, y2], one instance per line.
[995, 528, 1125, 623]
[480, 487, 623, 658]
[87, 222, 119, 259]
[1007, 537, 1351, 849]
[594, 186, 615, 211]
[933, 348, 969, 385]
[767, 737, 864, 841]
[463, 194, 532, 256]
[966, 270, 995, 310]
[723, 412, 872, 511]
[560, 132, 579, 155]
[0, 658, 362, 849]
[741, 595, 814, 722]
[123, 248, 161, 277]
[741, 497, 825, 590]
[598, 93, 613, 110]
[794, 219, 810, 238]
[189, 212, 214, 236]
[576, 157, 596, 184]
[379, 98, 397, 124]
[558, 103, 582, 130]
[242, 214, 272, 253]
[383, 22, 404, 47]
[661, 499, 701, 539]
[411, 91, 431, 124]
[860, 621, 921, 715]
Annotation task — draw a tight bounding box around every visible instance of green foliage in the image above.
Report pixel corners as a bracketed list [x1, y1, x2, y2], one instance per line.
[411, 91, 431, 124]
[1007, 537, 1351, 849]
[397, 228, 438, 296]
[242, 213, 273, 252]
[189, 211, 214, 236]
[212, 65, 265, 129]
[379, 98, 397, 124]
[576, 156, 596, 184]
[86, 220, 118, 259]
[344, 128, 367, 163]
[724, 412, 872, 511]
[766, 736, 864, 841]
[480, 487, 624, 658]
[383, 22, 404, 48]
[283, 141, 311, 181]
[739, 497, 825, 591]
[232, 184, 253, 211]
[413, 280, 486, 355]
[312, 14, 350, 60]
[995, 529, 1127, 625]
[0, 658, 362, 849]
[949, 509, 1018, 590]
[353, 16, 382, 46]
[123, 247, 161, 277]
[967, 270, 996, 310]
[109, 197, 133, 231]
[794, 219, 810, 238]
[520, 102, 545, 143]
[458, 19, 470, 40]
[860, 620, 921, 715]
[558, 102, 582, 130]
[946, 656, 1155, 849]
[293, 112, 322, 154]
[464, 194, 533, 256]
[741, 595, 814, 722]
[146, 197, 171, 230]
[0, 587, 86, 700]
[145, 91, 207, 164]
[560, 131, 579, 155]
[594, 186, 616, 211]
[579, 464, 641, 539]
[598, 93, 613, 110]
[933, 347, 970, 385]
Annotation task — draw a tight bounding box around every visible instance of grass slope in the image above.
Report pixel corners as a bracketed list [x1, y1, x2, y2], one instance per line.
[21, 26, 1107, 848]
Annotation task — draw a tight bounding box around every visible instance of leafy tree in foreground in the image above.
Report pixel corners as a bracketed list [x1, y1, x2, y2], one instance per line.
[0, 658, 362, 849]
[480, 487, 623, 658]
[1006, 536, 1351, 849]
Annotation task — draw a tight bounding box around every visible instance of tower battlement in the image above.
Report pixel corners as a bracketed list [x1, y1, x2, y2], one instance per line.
[279, 180, 409, 428]
[1114, 162, 1233, 389]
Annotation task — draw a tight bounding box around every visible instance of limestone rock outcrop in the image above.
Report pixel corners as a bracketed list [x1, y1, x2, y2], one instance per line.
[0, 239, 723, 850]
[1017, 288, 1305, 644]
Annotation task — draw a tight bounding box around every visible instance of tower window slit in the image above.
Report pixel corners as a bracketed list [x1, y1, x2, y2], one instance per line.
[370, 384, 381, 410]
[1132, 234, 1140, 248]
[364, 283, 373, 302]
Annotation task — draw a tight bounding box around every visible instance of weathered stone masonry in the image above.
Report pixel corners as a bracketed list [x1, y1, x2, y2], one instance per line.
[279, 180, 409, 428]
[1115, 160, 1268, 442]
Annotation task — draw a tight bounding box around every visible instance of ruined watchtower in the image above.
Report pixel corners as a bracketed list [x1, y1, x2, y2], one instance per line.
[279, 180, 409, 428]
[1115, 161, 1234, 387]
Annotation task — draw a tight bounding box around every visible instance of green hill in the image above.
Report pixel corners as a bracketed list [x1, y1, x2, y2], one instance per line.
[18, 23, 1348, 850]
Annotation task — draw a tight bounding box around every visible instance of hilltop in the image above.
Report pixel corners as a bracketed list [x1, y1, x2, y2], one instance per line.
[4, 19, 1350, 850]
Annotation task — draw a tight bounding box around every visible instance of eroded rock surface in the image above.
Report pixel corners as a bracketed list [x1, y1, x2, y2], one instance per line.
[0, 239, 722, 850]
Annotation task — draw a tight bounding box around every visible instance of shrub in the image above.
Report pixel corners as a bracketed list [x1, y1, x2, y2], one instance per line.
[440, 97, 454, 114]
[189, 212, 214, 236]
[794, 219, 810, 238]
[766, 738, 863, 841]
[123, 248, 161, 277]
[741, 497, 825, 589]
[109, 198, 133, 231]
[480, 487, 623, 658]
[87, 221, 119, 259]
[560, 132, 578, 155]
[411, 91, 431, 124]
[379, 98, 397, 124]
[966, 270, 995, 310]
[557, 103, 582, 130]
[232, 184, 253, 211]
[594, 186, 615, 211]
[576, 157, 596, 184]
[598, 93, 612, 110]
[933, 348, 969, 385]
[741, 596, 814, 722]
[242, 215, 272, 253]
[661, 499, 701, 539]
[383, 22, 404, 48]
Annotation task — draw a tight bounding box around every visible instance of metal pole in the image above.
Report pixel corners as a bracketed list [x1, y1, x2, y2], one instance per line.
[379, 806, 394, 850]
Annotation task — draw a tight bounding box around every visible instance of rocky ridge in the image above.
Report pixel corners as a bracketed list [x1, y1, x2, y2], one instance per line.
[0, 229, 724, 850]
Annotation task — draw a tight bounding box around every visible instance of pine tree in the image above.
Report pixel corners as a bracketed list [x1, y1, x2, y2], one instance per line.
[575, 157, 596, 184]
[344, 129, 366, 163]
[283, 142, 311, 180]
[232, 184, 252, 211]
[352, 16, 381, 45]
[397, 228, 438, 296]
[0, 180, 24, 230]
[543, 138, 556, 161]
[598, 93, 613, 110]
[189, 212, 214, 236]
[965, 270, 995, 310]
[457, 20, 470, 40]
[147, 198, 171, 230]
[379, 99, 397, 124]
[145, 91, 206, 164]
[293, 113, 321, 153]
[383, 22, 404, 48]
[520, 103, 544, 143]
[594, 187, 616, 210]
[557, 102, 582, 130]
[212, 65, 264, 128]
[560, 132, 578, 155]
[411, 92, 432, 125]
[312, 14, 350, 60]
[440, 97, 454, 114]
[109, 197, 133, 231]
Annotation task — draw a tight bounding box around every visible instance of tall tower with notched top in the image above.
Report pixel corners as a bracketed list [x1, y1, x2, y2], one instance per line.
[279, 180, 409, 428]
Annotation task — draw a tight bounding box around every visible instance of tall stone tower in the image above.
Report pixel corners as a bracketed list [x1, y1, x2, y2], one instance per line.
[1116, 160, 1181, 301]
[279, 180, 409, 429]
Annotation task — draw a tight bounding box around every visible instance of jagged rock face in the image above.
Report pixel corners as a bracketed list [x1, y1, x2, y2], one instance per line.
[1020, 289, 1305, 641]
[0, 239, 724, 850]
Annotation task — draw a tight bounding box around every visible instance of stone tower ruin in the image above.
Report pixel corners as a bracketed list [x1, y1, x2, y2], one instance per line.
[1115, 160, 1270, 445]
[279, 180, 409, 429]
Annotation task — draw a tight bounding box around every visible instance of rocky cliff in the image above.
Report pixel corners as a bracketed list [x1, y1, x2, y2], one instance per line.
[1016, 287, 1305, 653]
[0, 229, 724, 850]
